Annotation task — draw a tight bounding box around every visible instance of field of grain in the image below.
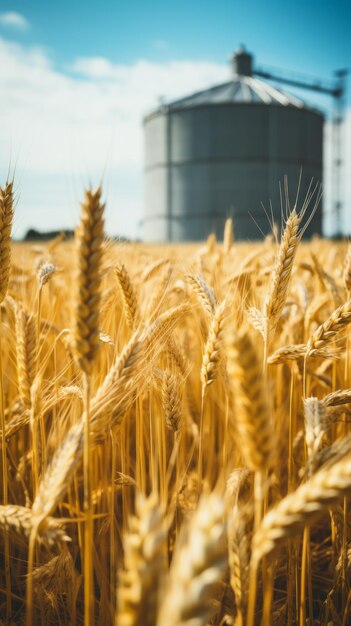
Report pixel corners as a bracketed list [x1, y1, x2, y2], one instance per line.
[1, 183, 351, 625]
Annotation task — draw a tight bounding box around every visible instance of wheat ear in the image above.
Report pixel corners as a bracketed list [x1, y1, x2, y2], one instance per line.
[4, 387, 81, 442]
[264, 209, 301, 340]
[99, 308, 185, 409]
[115, 263, 139, 330]
[141, 303, 189, 348]
[15, 306, 37, 408]
[198, 300, 226, 485]
[31, 550, 74, 592]
[268, 343, 338, 364]
[0, 504, 69, 548]
[306, 299, 351, 353]
[206, 232, 217, 254]
[303, 434, 351, 477]
[186, 273, 216, 316]
[32, 421, 84, 521]
[223, 217, 234, 253]
[252, 451, 351, 566]
[0, 191, 14, 276]
[323, 388, 351, 407]
[166, 336, 188, 379]
[0, 182, 13, 302]
[146, 265, 173, 320]
[201, 300, 227, 389]
[157, 493, 227, 626]
[162, 370, 182, 433]
[227, 329, 273, 623]
[90, 330, 142, 432]
[227, 330, 274, 472]
[228, 504, 251, 626]
[344, 244, 351, 292]
[74, 186, 105, 375]
[304, 397, 328, 473]
[141, 257, 170, 282]
[31, 549, 77, 621]
[116, 494, 167, 626]
[36, 261, 56, 287]
[225, 468, 253, 509]
[225, 470, 252, 626]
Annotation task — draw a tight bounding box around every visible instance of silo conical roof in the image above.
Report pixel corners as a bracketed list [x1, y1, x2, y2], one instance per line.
[146, 46, 319, 117]
[160, 75, 307, 110]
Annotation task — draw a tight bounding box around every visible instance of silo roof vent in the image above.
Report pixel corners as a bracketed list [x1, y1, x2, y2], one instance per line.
[232, 46, 253, 77]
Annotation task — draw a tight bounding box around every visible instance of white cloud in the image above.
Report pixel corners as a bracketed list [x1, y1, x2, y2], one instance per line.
[0, 35, 349, 239]
[0, 11, 29, 30]
[69, 57, 117, 79]
[0, 36, 228, 238]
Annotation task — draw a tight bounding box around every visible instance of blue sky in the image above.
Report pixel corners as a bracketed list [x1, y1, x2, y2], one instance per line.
[5, 0, 350, 72]
[0, 0, 350, 238]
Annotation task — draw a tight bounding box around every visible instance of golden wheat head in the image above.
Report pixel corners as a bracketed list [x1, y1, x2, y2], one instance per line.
[74, 186, 105, 375]
[0, 181, 14, 303]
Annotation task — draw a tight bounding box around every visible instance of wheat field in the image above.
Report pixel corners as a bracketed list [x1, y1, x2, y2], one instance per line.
[1, 181, 351, 625]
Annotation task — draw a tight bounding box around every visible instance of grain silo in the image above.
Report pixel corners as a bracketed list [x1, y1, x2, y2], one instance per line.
[143, 47, 324, 242]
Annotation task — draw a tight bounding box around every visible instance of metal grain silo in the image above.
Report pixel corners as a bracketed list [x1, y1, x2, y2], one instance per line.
[143, 47, 323, 242]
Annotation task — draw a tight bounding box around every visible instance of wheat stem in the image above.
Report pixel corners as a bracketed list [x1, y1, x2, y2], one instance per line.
[25, 524, 39, 626]
[197, 387, 206, 493]
[83, 373, 94, 626]
[0, 305, 12, 620]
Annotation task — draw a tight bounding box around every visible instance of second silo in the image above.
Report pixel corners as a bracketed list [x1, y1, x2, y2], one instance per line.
[143, 47, 323, 241]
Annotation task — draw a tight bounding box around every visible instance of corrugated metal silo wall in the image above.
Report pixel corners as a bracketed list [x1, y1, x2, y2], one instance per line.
[143, 103, 323, 242]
